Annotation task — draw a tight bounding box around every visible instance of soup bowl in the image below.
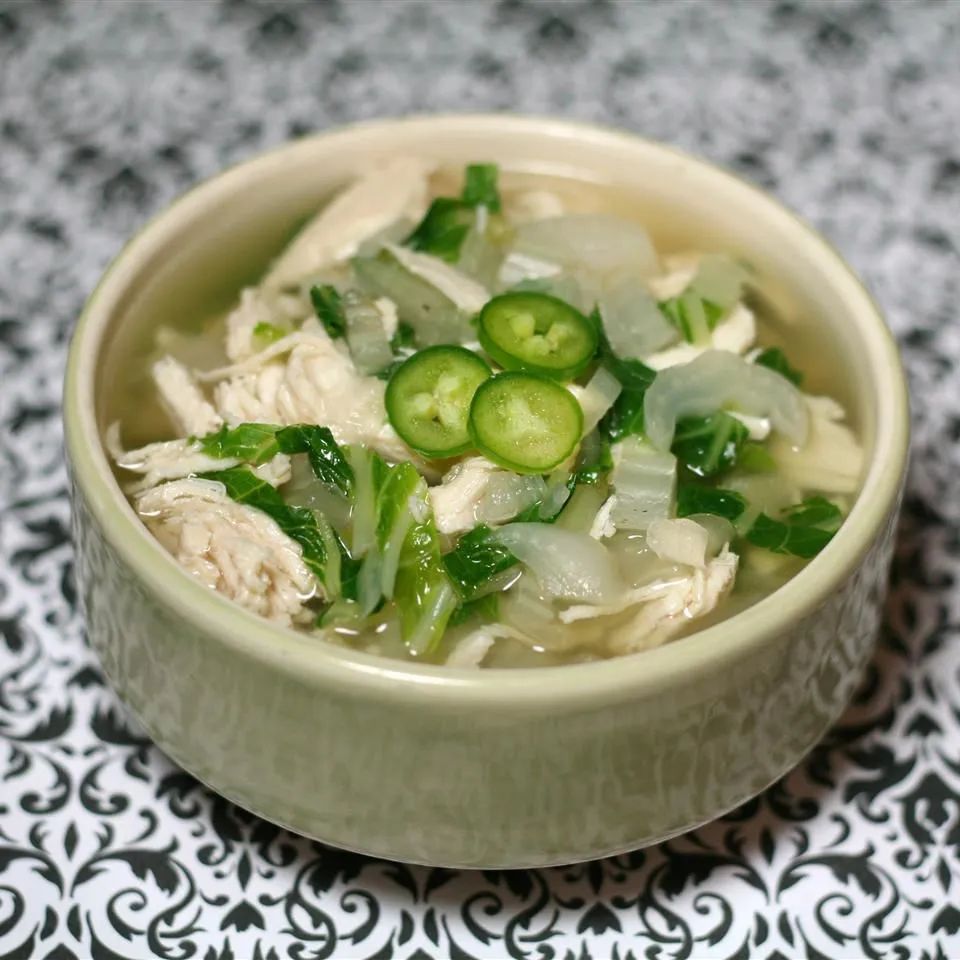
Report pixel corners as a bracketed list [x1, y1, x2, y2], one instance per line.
[63, 115, 909, 868]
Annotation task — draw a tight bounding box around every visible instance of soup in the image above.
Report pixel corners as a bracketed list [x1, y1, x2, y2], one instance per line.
[107, 159, 864, 668]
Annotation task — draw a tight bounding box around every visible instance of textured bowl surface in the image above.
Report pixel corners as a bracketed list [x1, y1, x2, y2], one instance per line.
[64, 115, 909, 868]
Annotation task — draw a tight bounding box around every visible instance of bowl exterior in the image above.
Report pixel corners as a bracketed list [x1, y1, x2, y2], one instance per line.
[69, 463, 900, 868]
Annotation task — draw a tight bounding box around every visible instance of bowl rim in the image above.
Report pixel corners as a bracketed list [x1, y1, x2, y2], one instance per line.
[63, 112, 910, 707]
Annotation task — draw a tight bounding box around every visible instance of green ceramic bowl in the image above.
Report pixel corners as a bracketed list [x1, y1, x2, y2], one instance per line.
[64, 115, 909, 868]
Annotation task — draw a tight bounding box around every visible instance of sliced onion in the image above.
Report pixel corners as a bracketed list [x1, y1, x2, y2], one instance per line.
[685, 513, 736, 557]
[646, 518, 709, 568]
[491, 523, 624, 603]
[688, 254, 750, 310]
[571, 367, 622, 435]
[609, 437, 677, 531]
[507, 272, 592, 313]
[643, 350, 809, 451]
[475, 473, 546, 526]
[342, 291, 394, 375]
[512, 214, 660, 279]
[383, 243, 489, 314]
[599, 274, 678, 358]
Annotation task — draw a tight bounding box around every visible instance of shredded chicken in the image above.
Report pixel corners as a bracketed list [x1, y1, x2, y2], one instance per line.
[106, 428, 239, 492]
[262, 156, 434, 291]
[429, 457, 544, 535]
[224, 287, 307, 362]
[608, 547, 738, 653]
[589, 495, 617, 540]
[152, 356, 222, 436]
[504, 189, 566, 223]
[768, 394, 864, 494]
[199, 321, 422, 468]
[136, 478, 317, 625]
[446, 623, 535, 668]
[557, 546, 738, 655]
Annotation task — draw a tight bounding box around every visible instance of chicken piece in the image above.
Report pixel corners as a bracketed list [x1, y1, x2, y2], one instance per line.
[589, 495, 617, 540]
[559, 546, 738, 652]
[375, 296, 399, 340]
[768, 394, 864, 494]
[446, 628, 498, 668]
[135, 478, 317, 625]
[503, 189, 566, 224]
[224, 287, 308, 362]
[152, 356, 222, 436]
[105, 428, 240, 493]
[429, 457, 544, 535]
[383, 243, 490, 314]
[609, 547, 738, 653]
[644, 303, 757, 370]
[200, 322, 422, 468]
[262, 157, 434, 291]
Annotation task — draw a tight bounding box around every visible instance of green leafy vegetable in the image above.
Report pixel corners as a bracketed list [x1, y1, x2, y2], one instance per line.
[601, 390, 647, 443]
[310, 284, 347, 339]
[275, 425, 354, 498]
[755, 347, 804, 386]
[443, 524, 519, 601]
[676, 484, 748, 522]
[677, 486, 843, 558]
[252, 321, 287, 345]
[449, 593, 500, 628]
[403, 164, 501, 262]
[199, 423, 353, 497]
[659, 292, 725, 343]
[199, 422, 283, 464]
[404, 197, 475, 262]
[745, 496, 842, 558]
[390, 322, 416, 353]
[395, 511, 458, 655]
[590, 307, 657, 443]
[460, 163, 501, 211]
[573, 435, 613, 485]
[671, 412, 750, 479]
[202, 467, 333, 587]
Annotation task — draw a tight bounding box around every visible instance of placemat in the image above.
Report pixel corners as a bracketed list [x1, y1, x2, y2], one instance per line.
[1, 1, 957, 956]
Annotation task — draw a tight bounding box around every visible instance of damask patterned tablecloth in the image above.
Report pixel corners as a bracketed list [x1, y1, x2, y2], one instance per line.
[1, 1, 958, 957]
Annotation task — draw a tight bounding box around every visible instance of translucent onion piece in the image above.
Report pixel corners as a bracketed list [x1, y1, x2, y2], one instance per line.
[685, 513, 737, 557]
[599, 274, 678, 359]
[342, 291, 394, 375]
[571, 367, 622, 435]
[475, 473, 547, 526]
[688, 254, 750, 310]
[512, 214, 660, 279]
[383, 243, 489, 314]
[644, 350, 809, 451]
[646, 518, 710, 568]
[609, 437, 677, 532]
[491, 523, 625, 604]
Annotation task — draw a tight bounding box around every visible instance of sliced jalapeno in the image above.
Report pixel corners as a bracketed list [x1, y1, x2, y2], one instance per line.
[469, 372, 583, 474]
[478, 292, 598, 381]
[385, 346, 491, 457]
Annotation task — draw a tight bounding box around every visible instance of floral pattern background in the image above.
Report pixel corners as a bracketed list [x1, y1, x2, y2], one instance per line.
[0, 0, 958, 956]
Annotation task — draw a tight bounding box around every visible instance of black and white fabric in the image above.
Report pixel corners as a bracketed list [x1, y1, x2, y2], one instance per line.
[1, 2, 958, 957]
